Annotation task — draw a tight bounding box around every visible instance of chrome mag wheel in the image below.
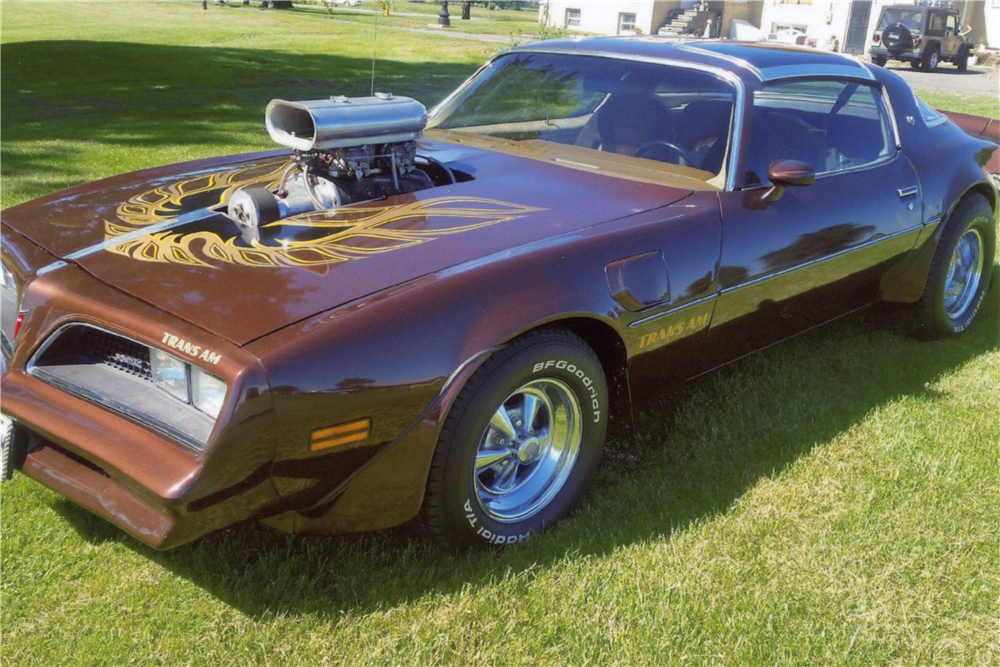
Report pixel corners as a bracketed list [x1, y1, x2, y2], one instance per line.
[943, 227, 984, 320]
[473, 378, 583, 523]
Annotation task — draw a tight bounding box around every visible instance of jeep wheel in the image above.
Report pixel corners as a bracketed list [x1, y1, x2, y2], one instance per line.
[873, 54, 888, 67]
[922, 46, 940, 71]
[956, 50, 969, 71]
[913, 194, 996, 339]
[424, 329, 608, 549]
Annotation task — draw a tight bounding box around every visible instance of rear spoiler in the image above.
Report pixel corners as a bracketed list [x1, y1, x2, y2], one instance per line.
[938, 109, 1000, 172]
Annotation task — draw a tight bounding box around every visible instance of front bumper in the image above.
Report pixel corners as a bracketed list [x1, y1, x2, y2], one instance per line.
[0, 261, 281, 549]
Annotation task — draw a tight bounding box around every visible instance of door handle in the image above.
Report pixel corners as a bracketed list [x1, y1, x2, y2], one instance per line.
[898, 186, 919, 199]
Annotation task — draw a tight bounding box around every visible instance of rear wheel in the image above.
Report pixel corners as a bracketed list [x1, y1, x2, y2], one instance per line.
[923, 46, 940, 71]
[913, 194, 995, 338]
[424, 329, 608, 549]
[873, 54, 888, 67]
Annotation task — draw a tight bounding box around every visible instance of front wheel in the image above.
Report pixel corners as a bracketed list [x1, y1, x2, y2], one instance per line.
[913, 194, 996, 338]
[424, 329, 608, 549]
[956, 49, 969, 71]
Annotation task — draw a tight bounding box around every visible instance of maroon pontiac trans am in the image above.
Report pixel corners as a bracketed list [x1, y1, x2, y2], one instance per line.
[1, 39, 996, 550]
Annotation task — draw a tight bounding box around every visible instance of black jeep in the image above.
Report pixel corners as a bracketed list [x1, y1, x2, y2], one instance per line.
[870, 4, 971, 71]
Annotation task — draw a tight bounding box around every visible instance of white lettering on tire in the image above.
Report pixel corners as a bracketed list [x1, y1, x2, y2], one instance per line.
[464, 498, 531, 543]
[532, 359, 602, 423]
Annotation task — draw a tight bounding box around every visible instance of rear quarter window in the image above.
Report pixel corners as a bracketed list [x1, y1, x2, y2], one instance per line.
[914, 94, 947, 127]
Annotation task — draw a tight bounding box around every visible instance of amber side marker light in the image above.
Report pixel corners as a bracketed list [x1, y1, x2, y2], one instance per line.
[310, 418, 371, 451]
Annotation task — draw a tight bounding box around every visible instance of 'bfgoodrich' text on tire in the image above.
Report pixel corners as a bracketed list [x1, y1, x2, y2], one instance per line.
[423, 329, 608, 550]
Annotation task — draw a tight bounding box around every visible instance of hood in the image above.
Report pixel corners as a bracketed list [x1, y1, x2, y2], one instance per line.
[1, 137, 695, 345]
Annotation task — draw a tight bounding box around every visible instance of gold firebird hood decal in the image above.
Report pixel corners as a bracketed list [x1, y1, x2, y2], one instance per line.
[104, 159, 543, 268]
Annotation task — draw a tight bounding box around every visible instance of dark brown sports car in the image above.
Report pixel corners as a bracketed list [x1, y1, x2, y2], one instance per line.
[1, 40, 996, 550]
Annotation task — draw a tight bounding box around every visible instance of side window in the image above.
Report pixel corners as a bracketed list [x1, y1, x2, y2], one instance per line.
[927, 13, 945, 35]
[946, 15, 956, 31]
[745, 79, 894, 186]
[914, 94, 947, 127]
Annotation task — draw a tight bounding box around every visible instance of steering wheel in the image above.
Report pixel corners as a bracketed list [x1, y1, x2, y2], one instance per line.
[633, 140, 693, 167]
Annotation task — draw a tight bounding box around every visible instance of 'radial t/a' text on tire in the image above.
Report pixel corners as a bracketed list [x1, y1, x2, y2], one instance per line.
[424, 329, 608, 550]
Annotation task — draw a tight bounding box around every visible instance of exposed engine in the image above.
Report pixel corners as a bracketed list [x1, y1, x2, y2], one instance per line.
[228, 93, 456, 230]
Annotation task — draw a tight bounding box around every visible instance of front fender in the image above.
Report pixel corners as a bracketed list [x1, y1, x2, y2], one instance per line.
[247, 195, 721, 534]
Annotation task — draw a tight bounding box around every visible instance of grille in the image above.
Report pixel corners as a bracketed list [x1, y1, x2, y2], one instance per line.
[33, 325, 153, 382]
[82, 328, 152, 381]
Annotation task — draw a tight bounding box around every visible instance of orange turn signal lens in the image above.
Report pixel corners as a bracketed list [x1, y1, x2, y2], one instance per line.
[310, 418, 371, 451]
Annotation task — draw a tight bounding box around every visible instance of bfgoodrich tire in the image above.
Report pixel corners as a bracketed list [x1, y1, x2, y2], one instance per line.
[424, 329, 608, 550]
[914, 194, 996, 339]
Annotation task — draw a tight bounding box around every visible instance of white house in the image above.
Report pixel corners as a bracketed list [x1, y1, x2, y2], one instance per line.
[538, 1, 757, 38]
[538, 0, 999, 51]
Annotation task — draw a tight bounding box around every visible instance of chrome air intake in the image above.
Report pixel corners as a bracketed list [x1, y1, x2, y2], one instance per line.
[265, 94, 427, 151]
[229, 93, 441, 231]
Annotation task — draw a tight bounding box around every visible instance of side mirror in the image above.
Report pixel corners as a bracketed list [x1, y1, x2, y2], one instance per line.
[762, 159, 816, 202]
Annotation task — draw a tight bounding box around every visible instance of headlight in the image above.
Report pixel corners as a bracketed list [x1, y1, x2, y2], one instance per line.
[151, 349, 228, 419]
[1, 261, 22, 359]
[151, 349, 189, 402]
[192, 368, 226, 419]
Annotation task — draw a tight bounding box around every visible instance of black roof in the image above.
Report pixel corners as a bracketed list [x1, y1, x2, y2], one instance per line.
[510, 38, 875, 85]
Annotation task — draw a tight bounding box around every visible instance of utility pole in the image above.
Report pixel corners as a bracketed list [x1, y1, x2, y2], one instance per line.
[438, 1, 451, 26]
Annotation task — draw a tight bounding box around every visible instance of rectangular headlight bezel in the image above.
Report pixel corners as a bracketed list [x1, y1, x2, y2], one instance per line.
[27, 323, 230, 451]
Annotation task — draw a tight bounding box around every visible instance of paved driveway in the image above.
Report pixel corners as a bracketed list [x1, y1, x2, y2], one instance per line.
[883, 63, 999, 99]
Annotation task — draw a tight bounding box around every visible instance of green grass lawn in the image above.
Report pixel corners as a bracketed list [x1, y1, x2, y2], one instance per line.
[2, 2, 999, 665]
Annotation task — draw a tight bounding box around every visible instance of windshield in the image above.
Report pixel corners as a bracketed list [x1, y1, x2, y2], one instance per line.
[428, 53, 737, 181]
[878, 7, 924, 31]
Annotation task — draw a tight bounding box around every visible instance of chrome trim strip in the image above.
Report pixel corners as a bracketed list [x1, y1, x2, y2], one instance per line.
[755, 63, 876, 83]
[433, 48, 747, 193]
[719, 224, 924, 295]
[898, 186, 919, 199]
[740, 151, 905, 190]
[678, 44, 874, 83]
[628, 293, 717, 329]
[676, 43, 765, 79]
[881, 83, 903, 150]
[36, 260, 67, 276]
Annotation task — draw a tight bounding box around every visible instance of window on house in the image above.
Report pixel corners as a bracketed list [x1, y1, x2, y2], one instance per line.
[618, 13, 637, 34]
[565, 8, 580, 28]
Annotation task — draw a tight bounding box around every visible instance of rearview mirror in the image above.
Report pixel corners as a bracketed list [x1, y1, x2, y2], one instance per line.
[763, 159, 816, 202]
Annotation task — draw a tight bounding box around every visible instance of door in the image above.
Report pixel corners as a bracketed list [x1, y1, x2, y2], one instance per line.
[706, 78, 924, 365]
[943, 14, 962, 58]
[844, 0, 873, 55]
